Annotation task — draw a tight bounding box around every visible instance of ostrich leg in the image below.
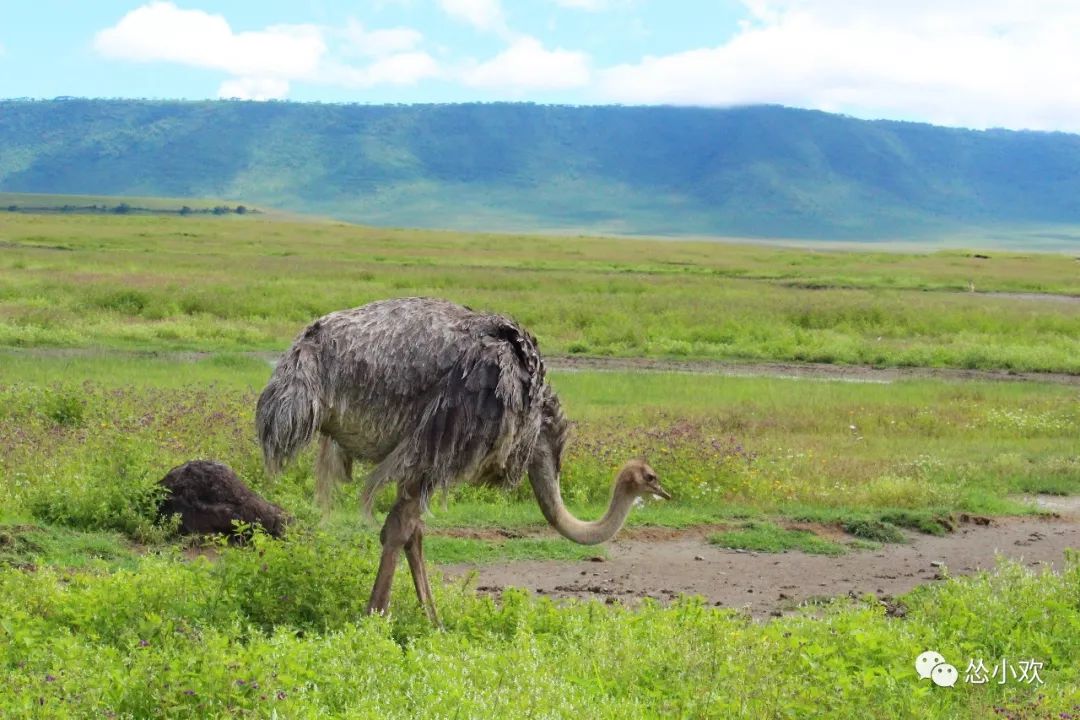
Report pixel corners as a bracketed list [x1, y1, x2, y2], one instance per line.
[404, 526, 440, 626]
[366, 495, 421, 615]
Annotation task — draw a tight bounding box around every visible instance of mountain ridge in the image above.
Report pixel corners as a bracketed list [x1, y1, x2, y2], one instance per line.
[2, 98, 1079, 240]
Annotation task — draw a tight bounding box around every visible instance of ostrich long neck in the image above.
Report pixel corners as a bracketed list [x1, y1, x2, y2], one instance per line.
[528, 466, 634, 546]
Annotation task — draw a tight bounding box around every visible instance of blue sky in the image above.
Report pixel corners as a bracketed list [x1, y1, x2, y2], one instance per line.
[3, 1, 1079, 131]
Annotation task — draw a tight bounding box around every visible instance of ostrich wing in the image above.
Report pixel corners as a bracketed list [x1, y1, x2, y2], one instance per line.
[314, 298, 546, 511]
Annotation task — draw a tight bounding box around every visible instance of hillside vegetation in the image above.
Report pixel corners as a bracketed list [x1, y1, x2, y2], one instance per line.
[4, 99, 1080, 240]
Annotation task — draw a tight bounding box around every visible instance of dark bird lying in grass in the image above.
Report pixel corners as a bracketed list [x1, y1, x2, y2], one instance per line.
[256, 297, 669, 623]
[158, 459, 289, 539]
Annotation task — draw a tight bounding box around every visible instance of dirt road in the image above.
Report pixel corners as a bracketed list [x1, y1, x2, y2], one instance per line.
[440, 515, 1080, 618]
[547, 355, 1080, 386]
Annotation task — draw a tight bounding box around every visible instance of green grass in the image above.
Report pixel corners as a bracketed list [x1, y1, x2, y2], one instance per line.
[0, 518, 601, 569]
[840, 519, 909, 544]
[1, 211, 1078, 718]
[0, 348, 273, 389]
[0, 523, 138, 570]
[879, 510, 955, 536]
[314, 514, 606, 564]
[709, 521, 848, 555]
[425, 536, 606, 564]
[2, 357, 1076, 539]
[0, 529, 1077, 718]
[2, 213, 1080, 371]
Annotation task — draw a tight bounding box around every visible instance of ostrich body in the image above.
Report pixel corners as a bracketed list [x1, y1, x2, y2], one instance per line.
[256, 297, 669, 622]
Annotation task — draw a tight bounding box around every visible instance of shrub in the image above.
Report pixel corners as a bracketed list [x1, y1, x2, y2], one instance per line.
[24, 436, 170, 541]
[41, 389, 87, 427]
[94, 289, 149, 315]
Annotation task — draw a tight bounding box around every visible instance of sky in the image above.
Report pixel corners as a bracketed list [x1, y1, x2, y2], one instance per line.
[3, 1, 1080, 132]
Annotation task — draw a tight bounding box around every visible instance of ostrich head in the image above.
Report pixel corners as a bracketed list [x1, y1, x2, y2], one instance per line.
[616, 459, 670, 500]
[527, 389, 671, 546]
[530, 390, 671, 502]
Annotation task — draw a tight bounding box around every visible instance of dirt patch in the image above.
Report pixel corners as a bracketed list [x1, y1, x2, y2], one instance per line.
[548, 356, 1080, 386]
[432, 527, 528, 541]
[978, 291, 1080, 305]
[782, 521, 852, 543]
[432, 524, 731, 542]
[1023, 494, 1080, 516]
[440, 516, 1080, 618]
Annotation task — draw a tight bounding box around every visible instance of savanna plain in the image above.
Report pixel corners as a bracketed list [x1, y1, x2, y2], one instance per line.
[0, 209, 1078, 718]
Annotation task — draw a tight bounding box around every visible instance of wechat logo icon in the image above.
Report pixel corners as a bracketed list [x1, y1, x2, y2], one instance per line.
[916, 650, 958, 688]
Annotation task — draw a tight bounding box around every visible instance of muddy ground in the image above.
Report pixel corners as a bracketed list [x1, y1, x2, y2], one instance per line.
[440, 513, 1080, 618]
[547, 355, 1080, 386]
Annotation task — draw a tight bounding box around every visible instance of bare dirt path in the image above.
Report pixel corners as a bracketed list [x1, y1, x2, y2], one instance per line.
[439, 516, 1080, 618]
[548, 356, 1080, 386]
[980, 291, 1080, 305]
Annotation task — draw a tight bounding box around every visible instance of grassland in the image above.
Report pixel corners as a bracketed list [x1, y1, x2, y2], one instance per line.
[0, 358, 1075, 716]
[1, 356, 1079, 717]
[1, 211, 1078, 717]
[2, 213, 1080, 371]
[3, 355, 1077, 529]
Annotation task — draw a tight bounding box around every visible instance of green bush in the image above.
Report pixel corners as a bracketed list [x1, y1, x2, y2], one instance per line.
[42, 388, 87, 427]
[210, 528, 380, 633]
[23, 436, 170, 541]
[93, 289, 149, 314]
[0, 553, 1075, 718]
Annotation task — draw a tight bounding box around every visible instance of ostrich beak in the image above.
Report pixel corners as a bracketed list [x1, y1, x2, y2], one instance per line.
[651, 484, 672, 501]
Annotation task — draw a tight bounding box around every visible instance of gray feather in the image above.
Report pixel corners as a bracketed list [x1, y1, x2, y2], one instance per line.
[254, 297, 568, 514]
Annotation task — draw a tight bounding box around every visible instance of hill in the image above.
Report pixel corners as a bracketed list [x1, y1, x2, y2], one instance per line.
[2, 99, 1080, 239]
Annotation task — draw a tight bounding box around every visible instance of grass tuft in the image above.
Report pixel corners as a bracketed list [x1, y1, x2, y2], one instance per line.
[0, 523, 137, 569]
[879, 510, 954, 536]
[708, 521, 847, 555]
[842, 518, 908, 543]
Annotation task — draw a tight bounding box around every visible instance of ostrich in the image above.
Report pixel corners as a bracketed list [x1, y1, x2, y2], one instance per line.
[256, 297, 669, 623]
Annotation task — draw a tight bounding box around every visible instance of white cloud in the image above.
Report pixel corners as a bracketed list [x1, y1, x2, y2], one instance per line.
[321, 52, 442, 87]
[217, 77, 290, 100]
[597, 0, 1080, 131]
[437, 0, 507, 33]
[463, 37, 590, 91]
[551, 0, 608, 10]
[341, 19, 423, 57]
[94, 2, 324, 80]
[365, 52, 441, 84]
[95, 3, 440, 98]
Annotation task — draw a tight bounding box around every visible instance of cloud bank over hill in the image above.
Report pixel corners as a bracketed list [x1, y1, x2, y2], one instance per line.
[85, 1, 1080, 131]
